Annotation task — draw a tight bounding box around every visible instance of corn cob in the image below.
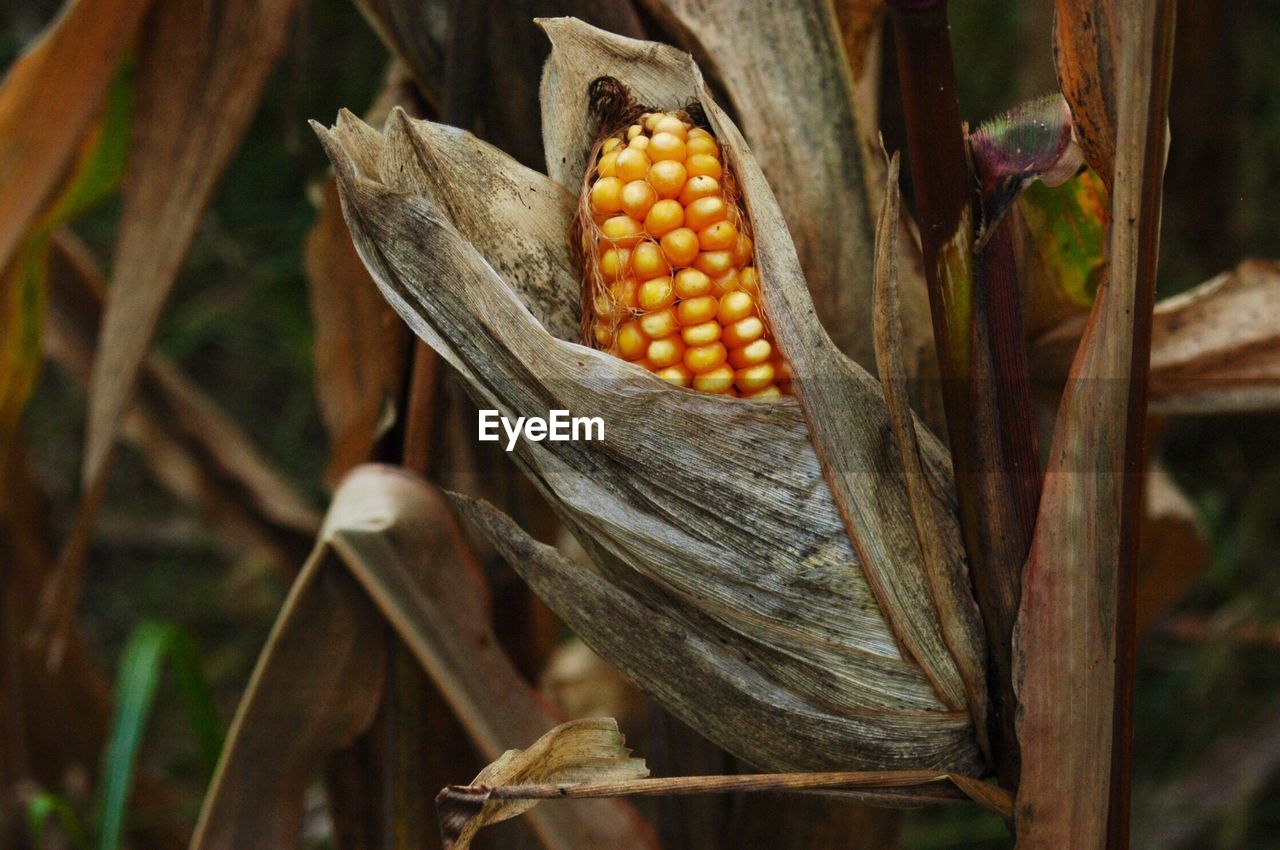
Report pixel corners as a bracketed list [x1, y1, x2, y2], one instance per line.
[580, 105, 790, 399]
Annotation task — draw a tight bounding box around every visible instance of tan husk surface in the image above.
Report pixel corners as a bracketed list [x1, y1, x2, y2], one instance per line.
[313, 20, 987, 773]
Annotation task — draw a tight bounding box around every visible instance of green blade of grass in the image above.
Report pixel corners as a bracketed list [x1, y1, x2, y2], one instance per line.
[97, 621, 223, 850]
[27, 790, 89, 850]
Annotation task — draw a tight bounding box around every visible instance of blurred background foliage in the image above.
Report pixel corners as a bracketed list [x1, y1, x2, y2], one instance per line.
[3, 0, 1280, 847]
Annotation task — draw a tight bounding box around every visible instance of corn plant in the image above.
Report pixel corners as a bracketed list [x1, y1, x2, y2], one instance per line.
[4, 0, 1280, 849]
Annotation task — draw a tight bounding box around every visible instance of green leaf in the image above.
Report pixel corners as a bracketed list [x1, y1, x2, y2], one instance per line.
[1020, 168, 1108, 308]
[27, 791, 89, 850]
[97, 621, 223, 850]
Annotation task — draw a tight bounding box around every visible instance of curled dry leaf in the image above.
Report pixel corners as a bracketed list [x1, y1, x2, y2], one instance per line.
[313, 17, 990, 775]
[1032, 259, 1280, 416]
[192, 464, 653, 850]
[1053, 0, 1119, 184]
[438, 717, 649, 850]
[1147, 259, 1280, 415]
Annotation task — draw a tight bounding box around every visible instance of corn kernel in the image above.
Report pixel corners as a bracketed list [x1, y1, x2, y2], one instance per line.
[597, 150, 619, 178]
[711, 270, 740, 294]
[617, 320, 647, 359]
[693, 364, 735, 393]
[628, 135, 650, 151]
[678, 175, 720, 206]
[610, 277, 639, 310]
[631, 242, 669, 281]
[686, 153, 723, 180]
[685, 135, 718, 158]
[615, 148, 650, 182]
[643, 113, 663, 132]
[681, 320, 721, 346]
[593, 324, 614, 347]
[693, 250, 734, 276]
[654, 363, 694, 387]
[698, 220, 738, 251]
[648, 132, 687, 163]
[729, 338, 772, 368]
[644, 199, 684, 237]
[660, 228, 700, 267]
[591, 176, 624, 214]
[684, 341, 728, 374]
[738, 266, 760, 292]
[640, 307, 678, 339]
[677, 295, 719, 326]
[649, 161, 688, 200]
[723, 316, 765, 348]
[620, 180, 656, 219]
[733, 233, 754, 266]
[717, 290, 755, 324]
[685, 196, 728, 231]
[602, 137, 622, 153]
[735, 362, 776, 392]
[673, 268, 713, 299]
[602, 215, 644, 247]
[653, 115, 689, 138]
[637, 275, 675, 310]
[647, 335, 686, 368]
[599, 247, 631, 281]
[743, 385, 782, 401]
[627, 123, 644, 139]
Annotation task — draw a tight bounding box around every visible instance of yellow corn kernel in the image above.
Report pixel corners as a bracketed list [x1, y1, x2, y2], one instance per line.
[693, 364, 735, 393]
[686, 153, 723, 180]
[631, 242, 668, 281]
[602, 137, 622, 153]
[684, 341, 728, 374]
[673, 268, 713, 299]
[723, 316, 765, 348]
[637, 275, 676, 310]
[602, 215, 644, 247]
[644, 199, 684, 237]
[685, 196, 728, 231]
[615, 148, 650, 182]
[599, 247, 631, 281]
[648, 132, 687, 163]
[647, 335, 686, 369]
[654, 363, 694, 387]
[698, 220, 738, 251]
[660, 228, 700, 267]
[620, 180, 656, 219]
[681, 320, 721, 347]
[676, 295, 719, 326]
[678, 175, 720, 206]
[591, 176, 624, 214]
[717, 290, 755, 324]
[729, 338, 772, 368]
[735, 362, 776, 393]
[639, 307, 678, 339]
[617, 320, 647, 360]
[693, 250, 734, 277]
[653, 115, 689, 138]
[597, 150, 619, 177]
[649, 160, 688, 200]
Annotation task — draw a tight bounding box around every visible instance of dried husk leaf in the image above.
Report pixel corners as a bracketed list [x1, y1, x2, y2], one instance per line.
[192, 464, 653, 850]
[313, 93, 985, 771]
[1053, 0, 1119, 185]
[440, 718, 649, 849]
[634, 0, 877, 364]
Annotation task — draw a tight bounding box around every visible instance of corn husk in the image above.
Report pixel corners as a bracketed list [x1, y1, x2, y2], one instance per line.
[313, 19, 988, 774]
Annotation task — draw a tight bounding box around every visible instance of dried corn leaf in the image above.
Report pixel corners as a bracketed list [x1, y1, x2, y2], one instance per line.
[306, 177, 410, 483]
[313, 85, 985, 769]
[1147, 259, 1280, 415]
[84, 0, 299, 491]
[43, 232, 319, 569]
[440, 718, 648, 849]
[1033, 260, 1280, 416]
[0, 0, 153, 277]
[192, 464, 653, 850]
[1136, 463, 1207, 635]
[636, 0, 877, 363]
[1053, 0, 1119, 185]
[1013, 1, 1170, 845]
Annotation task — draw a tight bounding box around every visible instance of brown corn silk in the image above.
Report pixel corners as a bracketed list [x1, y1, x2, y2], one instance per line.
[578, 80, 789, 399]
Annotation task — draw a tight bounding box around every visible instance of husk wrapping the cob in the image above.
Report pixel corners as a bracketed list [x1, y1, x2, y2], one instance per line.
[313, 18, 989, 775]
